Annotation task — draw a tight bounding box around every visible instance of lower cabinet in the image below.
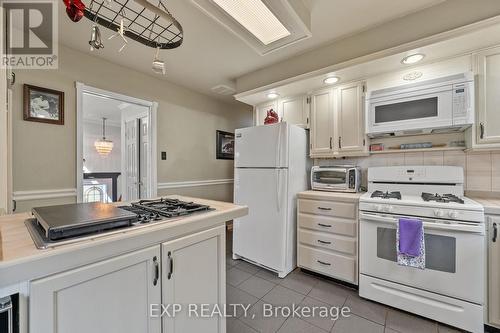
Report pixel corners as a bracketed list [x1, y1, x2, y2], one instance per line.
[30, 245, 162, 333]
[162, 226, 226, 333]
[488, 215, 500, 328]
[29, 226, 226, 333]
[297, 194, 359, 285]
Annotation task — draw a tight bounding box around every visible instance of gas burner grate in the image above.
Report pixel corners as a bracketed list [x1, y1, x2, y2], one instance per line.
[371, 191, 402, 200]
[421, 192, 464, 204]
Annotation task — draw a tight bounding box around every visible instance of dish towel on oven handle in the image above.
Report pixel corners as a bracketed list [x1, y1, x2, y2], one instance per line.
[397, 218, 425, 269]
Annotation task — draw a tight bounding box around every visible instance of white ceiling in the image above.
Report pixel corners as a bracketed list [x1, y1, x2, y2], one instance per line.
[82, 93, 147, 124]
[59, 0, 445, 102]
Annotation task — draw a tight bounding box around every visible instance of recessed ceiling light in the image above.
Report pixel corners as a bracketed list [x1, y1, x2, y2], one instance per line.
[323, 76, 340, 85]
[267, 92, 279, 99]
[212, 0, 291, 45]
[401, 53, 425, 65]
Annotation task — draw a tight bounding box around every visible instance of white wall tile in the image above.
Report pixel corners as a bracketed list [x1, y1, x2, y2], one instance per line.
[444, 150, 467, 188]
[423, 152, 444, 166]
[404, 152, 424, 166]
[385, 153, 405, 166]
[492, 152, 500, 192]
[466, 152, 492, 191]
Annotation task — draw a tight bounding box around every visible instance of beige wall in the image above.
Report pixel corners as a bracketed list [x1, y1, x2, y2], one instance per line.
[236, 0, 500, 92]
[11, 45, 252, 212]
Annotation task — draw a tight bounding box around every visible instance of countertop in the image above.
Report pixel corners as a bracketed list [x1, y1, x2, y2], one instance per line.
[298, 190, 365, 202]
[466, 194, 500, 215]
[0, 195, 248, 288]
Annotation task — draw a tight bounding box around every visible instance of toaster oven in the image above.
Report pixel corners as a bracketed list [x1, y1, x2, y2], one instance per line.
[311, 166, 361, 192]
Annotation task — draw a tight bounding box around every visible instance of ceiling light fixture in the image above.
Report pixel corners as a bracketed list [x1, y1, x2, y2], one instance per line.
[212, 0, 291, 45]
[401, 53, 425, 65]
[94, 118, 114, 157]
[267, 92, 279, 99]
[323, 76, 340, 85]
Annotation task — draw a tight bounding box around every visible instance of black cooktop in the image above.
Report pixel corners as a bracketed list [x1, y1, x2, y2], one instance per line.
[26, 198, 213, 248]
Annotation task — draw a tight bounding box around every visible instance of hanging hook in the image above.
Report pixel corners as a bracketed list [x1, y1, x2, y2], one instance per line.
[108, 8, 128, 52]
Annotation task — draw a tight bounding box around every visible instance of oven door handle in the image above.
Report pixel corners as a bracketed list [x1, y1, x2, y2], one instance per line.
[360, 212, 485, 234]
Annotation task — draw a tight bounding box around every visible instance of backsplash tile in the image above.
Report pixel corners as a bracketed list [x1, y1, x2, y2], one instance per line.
[316, 150, 498, 192]
[492, 153, 500, 192]
[466, 152, 492, 191]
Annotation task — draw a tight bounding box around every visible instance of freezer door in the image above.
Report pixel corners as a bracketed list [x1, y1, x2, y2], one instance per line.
[235, 123, 288, 168]
[233, 168, 288, 271]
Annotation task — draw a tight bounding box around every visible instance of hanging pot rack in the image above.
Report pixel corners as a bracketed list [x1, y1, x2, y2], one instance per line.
[82, 0, 183, 49]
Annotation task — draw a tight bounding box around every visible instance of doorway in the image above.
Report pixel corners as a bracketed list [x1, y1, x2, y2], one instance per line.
[76, 83, 157, 203]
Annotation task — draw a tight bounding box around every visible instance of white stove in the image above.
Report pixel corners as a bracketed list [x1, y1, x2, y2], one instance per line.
[359, 166, 485, 333]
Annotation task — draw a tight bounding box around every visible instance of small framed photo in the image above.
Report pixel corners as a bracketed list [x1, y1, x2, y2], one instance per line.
[216, 130, 235, 160]
[24, 84, 64, 125]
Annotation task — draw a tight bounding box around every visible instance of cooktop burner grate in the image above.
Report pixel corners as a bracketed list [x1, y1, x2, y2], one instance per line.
[421, 192, 465, 204]
[371, 191, 402, 200]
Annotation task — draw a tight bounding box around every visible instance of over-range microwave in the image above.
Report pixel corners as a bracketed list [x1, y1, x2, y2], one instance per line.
[311, 166, 361, 192]
[365, 72, 474, 137]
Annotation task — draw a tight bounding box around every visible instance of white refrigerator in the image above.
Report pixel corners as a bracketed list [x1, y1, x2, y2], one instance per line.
[233, 122, 309, 278]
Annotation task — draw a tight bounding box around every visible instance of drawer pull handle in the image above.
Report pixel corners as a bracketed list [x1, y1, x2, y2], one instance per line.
[317, 207, 332, 211]
[318, 223, 332, 228]
[317, 260, 331, 266]
[317, 240, 331, 245]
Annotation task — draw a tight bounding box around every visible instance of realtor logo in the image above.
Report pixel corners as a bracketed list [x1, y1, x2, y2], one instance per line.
[1, 0, 58, 69]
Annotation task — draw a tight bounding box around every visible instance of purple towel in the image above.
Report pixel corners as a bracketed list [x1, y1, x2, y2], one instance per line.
[398, 218, 423, 257]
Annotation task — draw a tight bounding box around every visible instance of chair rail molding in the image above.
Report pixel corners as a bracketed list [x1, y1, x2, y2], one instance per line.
[157, 179, 234, 190]
[12, 189, 78, 201]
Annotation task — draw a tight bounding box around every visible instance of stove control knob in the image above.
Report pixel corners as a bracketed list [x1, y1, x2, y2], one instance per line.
[387, 205, 394, 213]
[374, 204, 383, 212]
[434, 209, 444, 217]
[449, 211, 458, 219]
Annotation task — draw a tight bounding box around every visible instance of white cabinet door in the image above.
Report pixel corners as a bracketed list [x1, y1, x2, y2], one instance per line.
[162, 226, 226, 333]
[489, 216, 500, 327]
[310, 88, 334, 157]
[476, 47, 500, 145]
[335, 82, 366, 153]
[254, 101, 279, 126]
[30, 246, 161, 333]
[279, 95, 309, 128]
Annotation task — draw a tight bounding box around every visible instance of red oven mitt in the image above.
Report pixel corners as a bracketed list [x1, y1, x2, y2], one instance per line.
[64, 0, 86, 22]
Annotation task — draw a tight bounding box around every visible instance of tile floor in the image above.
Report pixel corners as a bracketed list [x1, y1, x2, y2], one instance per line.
[225, 231, 468, 333]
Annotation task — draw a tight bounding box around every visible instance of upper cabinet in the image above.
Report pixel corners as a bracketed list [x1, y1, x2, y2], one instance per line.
[254, 95, 309, 128]
[278, 95, 310, 128]
[336, 82, 365, 153]
[310, 88, 334, 157]
[310, 81, 367, 158]
[473, 46, 500, 147]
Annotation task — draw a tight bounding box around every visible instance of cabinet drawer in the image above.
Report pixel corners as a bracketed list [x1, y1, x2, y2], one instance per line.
[298, 245, 356, 284]
[299, 199, 356, 219]
[298, 213, 356, 237]
[299, 229, 356, 255]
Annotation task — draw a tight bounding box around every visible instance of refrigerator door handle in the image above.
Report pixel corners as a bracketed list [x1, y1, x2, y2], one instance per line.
[275, 169, 280, 212]
[276, 124, 282, 167]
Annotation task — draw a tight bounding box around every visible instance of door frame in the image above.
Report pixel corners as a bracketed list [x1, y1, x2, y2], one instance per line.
[76, 82, 158, 203]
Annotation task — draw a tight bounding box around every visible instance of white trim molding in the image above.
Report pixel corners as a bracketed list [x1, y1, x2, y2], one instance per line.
[12, 189, 78, 201]
[157, 179, 234, 190]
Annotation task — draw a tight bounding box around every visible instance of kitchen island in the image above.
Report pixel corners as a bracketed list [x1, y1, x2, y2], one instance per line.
[0, 195, 248, 333]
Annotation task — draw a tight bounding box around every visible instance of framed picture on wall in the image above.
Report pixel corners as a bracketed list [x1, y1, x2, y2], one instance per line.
[23, 84, 64, 125]
[216, 130, 235, 160]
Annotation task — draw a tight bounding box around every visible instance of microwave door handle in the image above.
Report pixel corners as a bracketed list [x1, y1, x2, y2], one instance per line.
[360, 213, 484, 233]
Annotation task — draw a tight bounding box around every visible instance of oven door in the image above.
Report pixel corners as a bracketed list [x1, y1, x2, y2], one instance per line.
[311, 168, 348, 191]
[359, 212, 485, 304]
[367, 85, 453, 135]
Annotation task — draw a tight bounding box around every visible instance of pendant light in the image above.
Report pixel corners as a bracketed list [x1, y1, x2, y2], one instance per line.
[94, 118, 114, 156]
